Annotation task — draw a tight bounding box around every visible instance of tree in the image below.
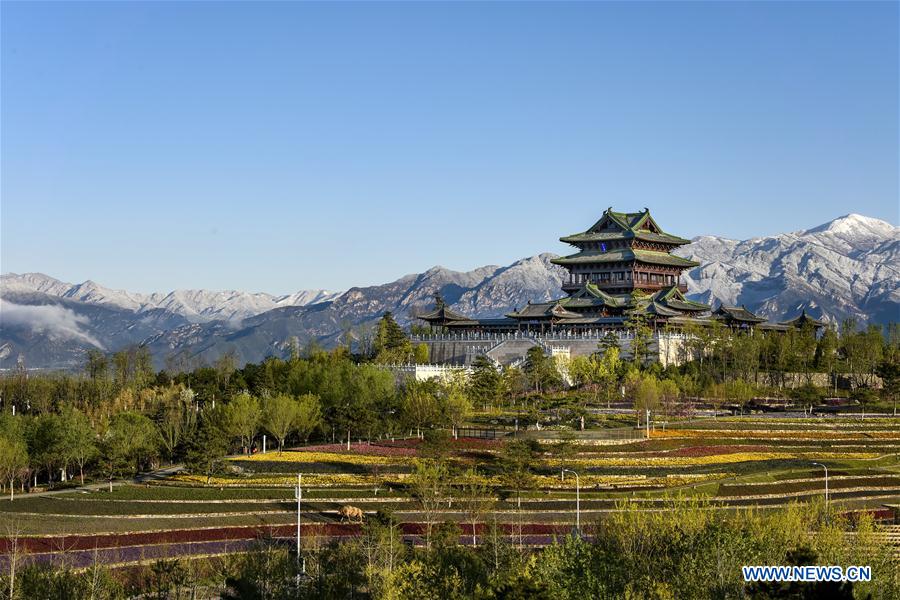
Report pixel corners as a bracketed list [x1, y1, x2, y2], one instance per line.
[632, 374, 660, 430]
[401, 380, 439, 438]
[360, 512, 406, 597]
[294, 393, 323, 443]
[500, 439, 541, 549]
[373, 312, 413, 363]
[500, 439, 540, 510]
[815, 326, 840, 394]
[28, 413, 65, 485]
[791, 383, 823, 416]
[625, 312, 653, 366]
[185, 413, 229, 485]
[440, 385, 472, 438]
[876, 357, 900, 416]
[726, 379, 755, 415]
[60, 407, 97, 485]
[155, 388, 195, 462]
[226, 392, 261, 454]
[0, 433, 28, 500]
[413, 343, 430, 364]
[409, 459, 450, 546]
[658, 378, 680, 418]
[99, 412, 158, 490]
[262, 394, 298, 453]
[523, 347, 561, 394]
[469, 356, 502, 411]
[458, 469, 493, 546]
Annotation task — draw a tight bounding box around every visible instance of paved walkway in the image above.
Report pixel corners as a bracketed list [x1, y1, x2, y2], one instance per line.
[25, 465, 184, 498]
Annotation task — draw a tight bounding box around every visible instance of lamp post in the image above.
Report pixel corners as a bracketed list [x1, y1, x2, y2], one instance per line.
[295, 473, 305, 574]
[811, 462, 828, 513]
[561, 468, 581, 534]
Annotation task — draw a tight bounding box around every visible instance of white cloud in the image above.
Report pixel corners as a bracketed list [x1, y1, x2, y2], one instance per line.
[0, 300, 106, 349]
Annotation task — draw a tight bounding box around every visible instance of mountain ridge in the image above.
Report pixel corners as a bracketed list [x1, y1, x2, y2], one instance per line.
[2, 213, 897, 370]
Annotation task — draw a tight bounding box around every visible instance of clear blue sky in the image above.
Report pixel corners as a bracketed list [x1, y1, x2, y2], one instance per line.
[2, 2, 897, 294]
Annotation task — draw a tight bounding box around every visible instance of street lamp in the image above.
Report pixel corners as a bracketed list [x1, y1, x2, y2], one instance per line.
[561, 468, 581, 534]
[295, 473, 305, 575]
[811, 462, 828, 512]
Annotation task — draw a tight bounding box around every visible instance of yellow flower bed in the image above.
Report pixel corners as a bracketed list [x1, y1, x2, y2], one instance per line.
[531, 473, 732, 489]
[233, 451, 401, 466]
[652, 430, 899, 441]
[173, 473, 407, 487]
[553, 451, 879, 468]
[172, 471, 732, 489]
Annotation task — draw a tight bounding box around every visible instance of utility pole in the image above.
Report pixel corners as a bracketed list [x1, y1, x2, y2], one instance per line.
[646, 409, 650, 439]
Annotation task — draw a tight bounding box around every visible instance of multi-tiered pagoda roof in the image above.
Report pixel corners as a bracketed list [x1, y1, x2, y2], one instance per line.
[417, 208, 820, 334]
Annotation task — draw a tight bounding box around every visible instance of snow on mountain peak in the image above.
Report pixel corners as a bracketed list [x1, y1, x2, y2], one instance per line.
[0, 273, 340, 323]
[802, 213, 897, 238]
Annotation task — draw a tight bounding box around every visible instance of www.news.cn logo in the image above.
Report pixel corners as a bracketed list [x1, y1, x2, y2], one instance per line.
[743, 565, 872, 583]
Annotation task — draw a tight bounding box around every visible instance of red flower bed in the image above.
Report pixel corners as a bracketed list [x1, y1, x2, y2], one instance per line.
[376, 438, 502, 450]
[0, 522, 569, 554]
[294, 443, 418, 457]
[292, 437, 503, 457]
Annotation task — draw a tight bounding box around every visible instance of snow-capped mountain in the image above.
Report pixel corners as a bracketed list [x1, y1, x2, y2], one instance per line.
[0, 273, 340, 322]
[677, 214, 899, 326]
[1, 214, 896, 370]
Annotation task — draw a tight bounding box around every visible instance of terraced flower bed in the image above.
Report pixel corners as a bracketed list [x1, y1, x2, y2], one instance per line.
[718, 475, 900, 498]
[0, 497, 293, 516]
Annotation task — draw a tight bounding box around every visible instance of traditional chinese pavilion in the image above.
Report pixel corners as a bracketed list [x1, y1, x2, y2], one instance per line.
[419, 208, 713, 333]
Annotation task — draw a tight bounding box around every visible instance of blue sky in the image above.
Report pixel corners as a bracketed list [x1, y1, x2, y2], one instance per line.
[2, 2, 897, 294]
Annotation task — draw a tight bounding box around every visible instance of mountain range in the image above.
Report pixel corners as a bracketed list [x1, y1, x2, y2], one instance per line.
[1, 213, 897, 370]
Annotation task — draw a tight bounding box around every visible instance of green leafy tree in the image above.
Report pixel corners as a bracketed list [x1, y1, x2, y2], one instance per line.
[60, 406, 97, 485]
[458, 468, 493, 546]
[401, 379, 440, 438]
[28, 413, 65, 485]
[262, 393, 299, 453]
[154, 388, 195, 462]
[294, 393, 323, 443]
[226, 392, 261, 454]
[658, 378, 680, 418]
[441, 384, 472, 438]
[99, 412, 159, 490]
[0, 432, 28, 500]
[413, 343, 430, 364]
[408, 459, 451, 546]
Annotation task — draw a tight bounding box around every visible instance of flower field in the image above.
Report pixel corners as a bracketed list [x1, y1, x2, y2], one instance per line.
[3, 414, 896, 568]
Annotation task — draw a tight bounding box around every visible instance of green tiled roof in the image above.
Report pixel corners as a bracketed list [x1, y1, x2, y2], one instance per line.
[418, 305, 473, 322]
[560, 207, 692, 247]
[629, 301, 682, 318]
[551, 249, 699, 268]
[651, 286, 710, 311]
[559, 231, 691, 245]
[507, 302, 582, 320]
[713, 305, 767, 323]
[781, 310, 825, 328]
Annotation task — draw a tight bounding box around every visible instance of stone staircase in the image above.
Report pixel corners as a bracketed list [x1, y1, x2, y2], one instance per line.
[485, 337, 540, 367]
